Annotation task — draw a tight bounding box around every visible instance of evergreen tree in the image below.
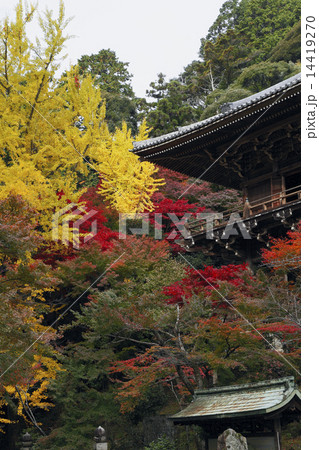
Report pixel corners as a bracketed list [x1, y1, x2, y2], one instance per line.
[78, 49, 138, 133]
[143, 75, 201, 137]
[269, 20, 301, 63]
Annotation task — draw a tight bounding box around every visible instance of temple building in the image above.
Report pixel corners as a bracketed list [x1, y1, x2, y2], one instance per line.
[133, 73, 301, 267]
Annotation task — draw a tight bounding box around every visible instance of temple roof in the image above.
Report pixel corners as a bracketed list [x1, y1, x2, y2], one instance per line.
[133, 73, 301, 154]
[170, 377, 301, 422]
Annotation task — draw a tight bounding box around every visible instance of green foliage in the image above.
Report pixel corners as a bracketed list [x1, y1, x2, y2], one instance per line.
[176, 252, 215, 270]
[78, 49, 138, 132]
[269, 20, 301, 63]
[174, 425, 205, 450]
[204, 28, 252, 88]
[201, 86, 252, 119]
[145, 435, 175, 450]
[102, 91, 138, 134]
[200, 0, 240, 52]
[234, 61, 300, 92]
[199, 0, 301, 93]
[179, 60, 212, 108]
[144, 75, 201, 137]
[146, 73, 167, 100]
[78, 49, 134, 97]
[37, 349, 144, 449]
[236, 0, 301, 61]
[144, 425, 205, 450]
[36, 236, 182, 447]
[202, 0, 301, 88]
[281, 421, 301, 450]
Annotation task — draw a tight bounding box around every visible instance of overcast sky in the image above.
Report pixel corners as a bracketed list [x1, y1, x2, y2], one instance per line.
[0, 0, 225, 97]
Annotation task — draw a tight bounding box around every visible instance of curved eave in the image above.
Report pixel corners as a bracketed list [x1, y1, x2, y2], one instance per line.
[265, 389, 301, 415]
[133, 76, 301, 159]
[170, 390, 301, 423]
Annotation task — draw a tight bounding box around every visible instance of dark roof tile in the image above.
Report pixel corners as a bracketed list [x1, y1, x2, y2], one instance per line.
[133, 73, 301, 152]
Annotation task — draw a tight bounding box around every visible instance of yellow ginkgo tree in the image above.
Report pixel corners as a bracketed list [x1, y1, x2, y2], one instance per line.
[0, 0, 161, 242]
[96, 120, 164, 214]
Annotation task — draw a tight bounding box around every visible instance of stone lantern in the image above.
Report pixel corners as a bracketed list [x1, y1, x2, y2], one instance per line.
[94, 426, 108, 449]
[21, 432, 33, 450]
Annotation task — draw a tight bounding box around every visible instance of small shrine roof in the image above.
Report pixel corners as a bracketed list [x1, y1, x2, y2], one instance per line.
[170, 377, 300, 422]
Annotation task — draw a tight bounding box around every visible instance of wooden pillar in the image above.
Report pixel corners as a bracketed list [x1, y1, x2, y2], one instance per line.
[281, 176, 286, 205]
[271, 176, 282, 208]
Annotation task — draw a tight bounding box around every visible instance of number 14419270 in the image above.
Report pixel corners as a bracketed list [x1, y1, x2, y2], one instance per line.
[306, 16, 316, 77]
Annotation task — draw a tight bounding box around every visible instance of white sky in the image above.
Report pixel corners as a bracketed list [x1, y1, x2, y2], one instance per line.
[0, 0, 225, 97]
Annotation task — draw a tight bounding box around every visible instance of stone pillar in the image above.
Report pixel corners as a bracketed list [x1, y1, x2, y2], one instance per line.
[94, 426, 108, 450]
[217, 428, 248, 450]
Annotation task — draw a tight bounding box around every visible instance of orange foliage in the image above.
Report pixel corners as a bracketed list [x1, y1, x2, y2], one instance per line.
[262, 223, 301, 271]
